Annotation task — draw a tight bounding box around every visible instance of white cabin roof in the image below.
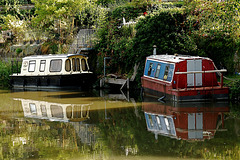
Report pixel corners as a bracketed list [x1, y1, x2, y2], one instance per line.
[147, 54, 211, 63]
[22, 54, 87, 60]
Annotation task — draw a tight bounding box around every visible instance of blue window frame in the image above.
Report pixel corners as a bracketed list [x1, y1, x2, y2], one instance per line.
[145, 59, 174, 82]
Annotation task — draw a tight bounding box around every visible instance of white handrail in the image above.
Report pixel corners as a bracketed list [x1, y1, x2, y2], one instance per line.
[175, 69, 227, 75]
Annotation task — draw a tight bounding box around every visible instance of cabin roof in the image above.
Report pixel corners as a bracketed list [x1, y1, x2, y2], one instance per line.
[147, 54, 211, 63]
[22, 54, 87, 60]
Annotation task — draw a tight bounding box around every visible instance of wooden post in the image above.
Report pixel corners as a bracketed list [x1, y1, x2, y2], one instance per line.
[127, 78, 129, 90]
[177, 74, 179, 89]
[17, 60, 18, 75]
[100, 78, 104, 88]
[11, 60, 13, 75]
[221, 73, 223, 88]
[194, 73, 196, 90]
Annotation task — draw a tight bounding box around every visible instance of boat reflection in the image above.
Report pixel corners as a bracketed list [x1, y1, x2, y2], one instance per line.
[14, 97, 97, 145]
[143, 101, 230, 141]
[14, 98, 91, 122]
[13, 90, 137, 147]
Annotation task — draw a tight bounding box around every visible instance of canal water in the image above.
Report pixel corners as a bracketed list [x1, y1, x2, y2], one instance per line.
[0, 89, 239, 159]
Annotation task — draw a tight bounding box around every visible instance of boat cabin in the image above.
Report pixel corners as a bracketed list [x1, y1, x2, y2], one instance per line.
[11, 54, 93, 88]
[18, 54, 90, 76]
[141, 54, 229, 101]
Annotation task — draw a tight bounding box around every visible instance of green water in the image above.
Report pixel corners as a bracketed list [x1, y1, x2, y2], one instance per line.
[0, 89, 239, 160]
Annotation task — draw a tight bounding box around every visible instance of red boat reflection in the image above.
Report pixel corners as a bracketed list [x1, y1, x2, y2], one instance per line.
[143, 101, 229, 141]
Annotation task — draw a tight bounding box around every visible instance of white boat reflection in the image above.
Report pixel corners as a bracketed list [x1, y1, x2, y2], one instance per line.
[143, 101, 230, 141]
[14, 98, 91, 122]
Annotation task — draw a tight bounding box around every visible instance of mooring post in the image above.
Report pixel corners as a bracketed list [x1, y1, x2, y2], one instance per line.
[127, 78, 129, 90]
[17, 60, 18, 75]
[220, 73, 223, 88]
[104, 57, 111, 77]
[11, 60, 13, 74]
[102, 57, 111, 88]
[100, 78, 104, 88]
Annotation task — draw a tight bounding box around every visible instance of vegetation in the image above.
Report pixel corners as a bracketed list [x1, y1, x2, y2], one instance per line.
[0, 0, 240, 94]
[0, 60, 21, 88]
[0, 0, 33, 5]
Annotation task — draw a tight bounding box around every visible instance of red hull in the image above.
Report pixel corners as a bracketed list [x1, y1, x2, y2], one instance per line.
[141, 76, 229, 102]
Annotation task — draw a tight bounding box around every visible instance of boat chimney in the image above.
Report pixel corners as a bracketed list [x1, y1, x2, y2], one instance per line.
[153, 45, 157, 55]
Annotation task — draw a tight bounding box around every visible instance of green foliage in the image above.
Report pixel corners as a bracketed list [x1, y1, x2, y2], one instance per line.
[111, 4, 147, 22]
[230, 79, 240, 101]
[0, 0, 32, 5]
[77, 0, 108, 29]
[185, 0, 240, 72]
[0, 60, 21, 88]
[15, 48, 22, 54]
[133, 11, 187, 63]
[95, 17, 136, 76]
[41, 41, 58, 55]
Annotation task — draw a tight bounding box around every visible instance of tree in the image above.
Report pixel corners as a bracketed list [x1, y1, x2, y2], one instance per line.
[31, 0, 107, 54]
[185, 0, 240, 72]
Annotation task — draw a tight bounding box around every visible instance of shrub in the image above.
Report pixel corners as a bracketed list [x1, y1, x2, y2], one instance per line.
[16, 48, 22, 55]
[230, 79, 240, 101]
[0, 60, 21, 88]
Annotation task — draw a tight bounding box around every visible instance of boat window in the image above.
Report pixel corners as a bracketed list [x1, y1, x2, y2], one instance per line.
[50, 59, 62, 72]
[28, 60, 36, 72]
[76, 58, 80, 71]
[40, 105, 47, 117]
[156, 116, 162, 130]
[65, 59, 71, 72]
[147, 63, 153, 76]
[155, 64, 161, 78]
[72, 58, 76, 71]
[164, 118, 170, 131]
[50, 105, 63, 118]
[81, 58, 88, 71]
[66, 106, 72, 119]
[163, 65, 169, 80]
[29, 103, 37, 114]
[39, 60, 46, 72]
[73, 106, 82, 118]
[148, 114, 154, 127]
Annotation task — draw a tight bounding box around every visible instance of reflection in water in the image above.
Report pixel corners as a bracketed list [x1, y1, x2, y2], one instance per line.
[1, 89, 240, 159]
[14, 97, 99, 147]
[15, 98, 91, 122]
[143, 101, 230, 141]
[12, 90, 139, 153]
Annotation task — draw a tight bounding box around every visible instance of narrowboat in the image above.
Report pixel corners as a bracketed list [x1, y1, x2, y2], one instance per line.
[143, 101, 229, 141]
[141, 54, 229, 102]
[11, 54, 93, 89]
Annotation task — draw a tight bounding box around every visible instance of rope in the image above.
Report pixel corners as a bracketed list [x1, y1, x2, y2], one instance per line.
[213, 62, 236, 83]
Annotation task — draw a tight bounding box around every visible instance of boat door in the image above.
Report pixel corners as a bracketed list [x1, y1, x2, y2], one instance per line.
[187, 59, 202, 87]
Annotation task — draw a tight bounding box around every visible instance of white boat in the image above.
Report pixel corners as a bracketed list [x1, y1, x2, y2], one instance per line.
[11, 54, 93, 89]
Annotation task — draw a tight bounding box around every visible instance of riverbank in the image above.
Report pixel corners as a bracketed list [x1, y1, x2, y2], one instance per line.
[1, 57, 239, 103]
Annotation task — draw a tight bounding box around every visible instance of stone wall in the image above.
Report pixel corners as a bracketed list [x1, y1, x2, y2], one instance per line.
[9, 44, 41, 57]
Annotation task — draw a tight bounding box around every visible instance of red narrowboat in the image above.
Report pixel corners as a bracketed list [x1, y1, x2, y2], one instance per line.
[141, 54, 229, 102]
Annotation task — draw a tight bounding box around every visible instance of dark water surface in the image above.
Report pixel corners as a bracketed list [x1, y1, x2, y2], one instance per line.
[0, 89, 239, 160]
